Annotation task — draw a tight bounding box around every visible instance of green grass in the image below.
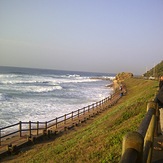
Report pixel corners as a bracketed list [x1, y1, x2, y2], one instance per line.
[4, 78, 158, 163]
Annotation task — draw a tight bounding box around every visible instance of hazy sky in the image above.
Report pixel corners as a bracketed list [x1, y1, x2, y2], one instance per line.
[0, 0, 163, 75]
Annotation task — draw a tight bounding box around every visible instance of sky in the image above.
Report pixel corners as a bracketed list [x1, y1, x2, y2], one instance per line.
[0, 0, 163, 75]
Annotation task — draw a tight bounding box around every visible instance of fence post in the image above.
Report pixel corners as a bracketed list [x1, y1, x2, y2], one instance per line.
[37, 121, 39, 135]
[64, 114, 66, 124]
[19, 121, 22, 137]
[121, 131, 144, 163]
[72, 111, 74, 120]
[45, 121, 47, 130]
[0, 129, 1, 146]
[147, 101, 158, 136]
[147, 101, 156, 112]
[144, 101, 156, 163]
[78, 109, 80, 118]
[92, 104, 94, 111]
[155, 103, 159, 137]
[56, 117, 58, 129]
[29, 121, 31, 137]
[144, 115, 155, 163]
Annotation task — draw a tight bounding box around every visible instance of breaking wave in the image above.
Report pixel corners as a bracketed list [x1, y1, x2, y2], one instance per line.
[0, 67, 115, 128]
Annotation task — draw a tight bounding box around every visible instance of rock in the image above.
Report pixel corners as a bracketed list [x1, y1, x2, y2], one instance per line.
[115, 72, 133, 81]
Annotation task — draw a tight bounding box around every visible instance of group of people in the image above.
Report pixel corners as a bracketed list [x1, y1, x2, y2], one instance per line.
[154, 76, 163, 150]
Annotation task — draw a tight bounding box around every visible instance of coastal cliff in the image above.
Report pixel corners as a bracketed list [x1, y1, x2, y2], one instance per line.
[113, 72, 133, 90]
[115, 72, 133, 81]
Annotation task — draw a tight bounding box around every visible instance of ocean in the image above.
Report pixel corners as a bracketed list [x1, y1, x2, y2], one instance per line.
[0, 66, 115, 128]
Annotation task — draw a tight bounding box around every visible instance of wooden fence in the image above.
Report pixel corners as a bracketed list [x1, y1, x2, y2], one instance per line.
[0, 91, 122, 147]
[120, 101, 159, 163]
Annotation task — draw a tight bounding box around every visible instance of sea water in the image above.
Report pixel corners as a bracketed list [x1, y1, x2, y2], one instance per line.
[0, 66, 115, 128]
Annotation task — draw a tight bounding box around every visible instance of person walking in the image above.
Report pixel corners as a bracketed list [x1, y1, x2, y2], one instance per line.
[159, 76, 163, 89]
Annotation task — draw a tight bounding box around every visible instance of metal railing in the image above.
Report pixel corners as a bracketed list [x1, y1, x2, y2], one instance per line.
[120, 101, 158, 163]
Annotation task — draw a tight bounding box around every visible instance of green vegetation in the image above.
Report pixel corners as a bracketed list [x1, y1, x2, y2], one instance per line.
[4, 78, 158, 163]
[143, 60, 163, 77]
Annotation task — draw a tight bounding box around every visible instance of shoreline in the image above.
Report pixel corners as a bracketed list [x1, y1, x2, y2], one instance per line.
[0, 71, 114, 128]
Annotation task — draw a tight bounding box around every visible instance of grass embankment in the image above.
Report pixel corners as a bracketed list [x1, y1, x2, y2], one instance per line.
[3, 78, 158, 163]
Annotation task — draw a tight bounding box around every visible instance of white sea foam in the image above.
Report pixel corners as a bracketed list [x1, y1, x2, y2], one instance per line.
[0, 69, 114, 129]
[24, 85, 63, 93]
[0, 93, 5, 101]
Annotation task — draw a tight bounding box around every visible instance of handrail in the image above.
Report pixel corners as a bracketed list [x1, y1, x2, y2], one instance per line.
[0, 90, 123, 146]
[120, 101, 158, 163]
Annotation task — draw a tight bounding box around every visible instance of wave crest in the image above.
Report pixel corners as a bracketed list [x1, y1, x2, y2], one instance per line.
[25, 85, 63, 93]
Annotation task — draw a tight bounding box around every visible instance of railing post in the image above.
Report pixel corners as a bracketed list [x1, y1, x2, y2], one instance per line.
[155, 103, 159, 137]
[147, 101, 158, 136]
[37, 121, 39, 135]
[147, 101, 156, 112]
[64, 114, 66, 124]
[92, 104, 94, 111]
[19, 121, 22, 137]
[56, 117, 58, 129]
[78, 109, 80, 118]
[144, 101, 156, 163]
[121, 131, 144, 163]
[0, 129, 1, 146]
[144, 115, 155, 163]
[45, 121, 47, 130]
[29, 121, 31, 137]
[72, 111, 74, 120]
[88, 106, 90, 113]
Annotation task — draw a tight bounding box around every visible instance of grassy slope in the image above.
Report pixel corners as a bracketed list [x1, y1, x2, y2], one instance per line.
[3, 78, 158, 163]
